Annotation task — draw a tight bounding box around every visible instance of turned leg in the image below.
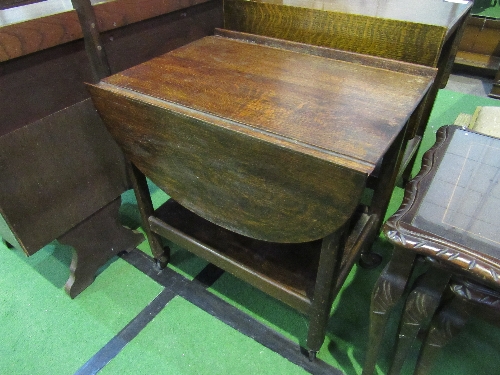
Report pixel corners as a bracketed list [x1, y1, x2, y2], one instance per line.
[306, 230, 344, 360]
[413, 294, 472, 375]
[59, 197, 144, 298]
[362, 247, 417, 375]
[127, 161, 170, 268]
[388, 267, 451, 375]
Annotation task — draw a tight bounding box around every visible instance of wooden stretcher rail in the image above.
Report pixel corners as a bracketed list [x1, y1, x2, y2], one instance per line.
[149, 199, 378, 316]
[0, 0, 212, 61]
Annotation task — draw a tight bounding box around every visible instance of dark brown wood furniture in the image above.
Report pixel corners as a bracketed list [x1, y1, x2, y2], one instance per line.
[411, 276, 500, 375]
[0, 0, 216, 63]
[363, 125, 500, 374]
[0, 2, 223, 298]
[0, 0, 141, 299]
[88, 29, 435, 358]
[223, 0, 472, 180]
[456, 16, 500, 78]
[0, 99, 144, 297]
[0, 0, 221, 298]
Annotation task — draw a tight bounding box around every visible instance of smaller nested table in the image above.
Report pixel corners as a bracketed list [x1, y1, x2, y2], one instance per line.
[363, 125, 500, 375]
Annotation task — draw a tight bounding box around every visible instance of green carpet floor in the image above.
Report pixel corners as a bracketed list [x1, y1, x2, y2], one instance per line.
[471, 0, 500, 19]
[1, 89, 499, 374]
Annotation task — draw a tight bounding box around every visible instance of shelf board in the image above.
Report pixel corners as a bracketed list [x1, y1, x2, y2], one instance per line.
[150, 199, 376, 315]
[455, 51, 500, 76]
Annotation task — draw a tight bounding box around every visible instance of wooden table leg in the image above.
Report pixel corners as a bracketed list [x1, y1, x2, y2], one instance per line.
[127, 161, 170, 268]
[1, 239, 13, 248]
[389, 267, 451, 375]
[306, 229, 344, 360]
[414, 291, 472, 375]
[361, 128, 407, 269]
[362, 247, 417, 375]
[59, 197, 144, 298]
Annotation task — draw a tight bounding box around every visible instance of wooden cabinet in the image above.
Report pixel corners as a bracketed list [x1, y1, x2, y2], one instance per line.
[0, 0, 223, 297]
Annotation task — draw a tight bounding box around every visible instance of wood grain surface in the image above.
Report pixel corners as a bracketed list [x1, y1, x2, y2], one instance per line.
[223, 0, 449, 66]
[102, 35, 434, 169]
[88, 32, 434, 243]
[89, 82, 366, 243]
[0, 0, 212, 61]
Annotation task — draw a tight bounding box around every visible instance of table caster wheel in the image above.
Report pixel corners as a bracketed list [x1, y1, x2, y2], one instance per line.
[1, 239, 14, 249]
[359, 251, 383, 269]
[154, 249, 170, 270]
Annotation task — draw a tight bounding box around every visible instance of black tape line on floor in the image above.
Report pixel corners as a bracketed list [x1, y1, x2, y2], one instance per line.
[120, 249, 343, 375]
[74, 287, 176, 375]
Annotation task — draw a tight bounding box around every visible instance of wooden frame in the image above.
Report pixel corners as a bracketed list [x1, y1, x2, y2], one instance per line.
[455, 16, 500, 76]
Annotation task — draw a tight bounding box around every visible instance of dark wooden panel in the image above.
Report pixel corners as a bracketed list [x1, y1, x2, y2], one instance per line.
[0, 40, 93, 136]
[0, 0, 215, 62]
[0, 11, 80, 62]
[0, 99, 128, 255]
[102, 0, 223, 73]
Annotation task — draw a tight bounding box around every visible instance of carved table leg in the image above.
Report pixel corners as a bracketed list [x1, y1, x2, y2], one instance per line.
[59, 197, 144, 298]
[306, 229, 344, 361]
[388, 267, 451, 375]
[127, 161, 170, 268]
[413, 293, 472, 375]
[362, 247, 417, 375]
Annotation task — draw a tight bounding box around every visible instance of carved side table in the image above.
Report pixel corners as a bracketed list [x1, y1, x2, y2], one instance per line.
[363, 125, 500, 374]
